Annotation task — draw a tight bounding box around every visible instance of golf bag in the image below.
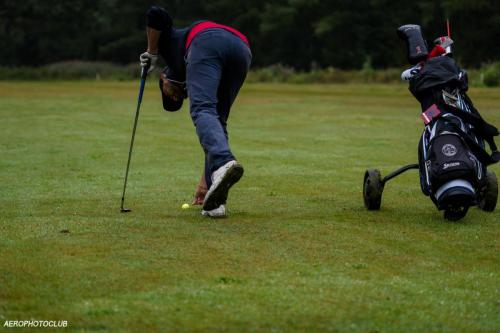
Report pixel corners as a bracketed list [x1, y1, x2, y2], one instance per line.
[405, 28, 499, 219]
[417, 90, 487, 220]
[363, 24, 499, 221]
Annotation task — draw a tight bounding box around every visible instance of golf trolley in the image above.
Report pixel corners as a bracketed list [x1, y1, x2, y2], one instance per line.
[363, 163, 498, 221]
[363, 24, 499, 221]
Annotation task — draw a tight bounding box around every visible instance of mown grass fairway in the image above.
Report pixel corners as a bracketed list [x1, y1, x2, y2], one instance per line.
[1, 81, 499, 332]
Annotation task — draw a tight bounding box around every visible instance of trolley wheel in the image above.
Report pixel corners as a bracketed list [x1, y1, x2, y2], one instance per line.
[478, 170, 498, 212]
[363, 169, 384, 210]
[444, 206, 469, 221]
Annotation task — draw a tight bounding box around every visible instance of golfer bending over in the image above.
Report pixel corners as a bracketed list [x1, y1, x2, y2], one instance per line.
[140, 6, 251, 218]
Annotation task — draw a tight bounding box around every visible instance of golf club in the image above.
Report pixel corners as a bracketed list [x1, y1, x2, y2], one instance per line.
[120, 62, 150, 213]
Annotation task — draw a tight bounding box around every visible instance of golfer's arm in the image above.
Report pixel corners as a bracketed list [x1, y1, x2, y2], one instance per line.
[197, 171, 208, 192]
[146, 27, 161, 54]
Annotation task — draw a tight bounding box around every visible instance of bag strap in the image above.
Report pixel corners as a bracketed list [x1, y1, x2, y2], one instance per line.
[445, 121, 500, 166]
[438, 103, 499, 163]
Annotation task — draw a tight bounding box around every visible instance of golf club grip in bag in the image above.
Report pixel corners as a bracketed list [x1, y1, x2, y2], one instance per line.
[397, 24, 428, 65]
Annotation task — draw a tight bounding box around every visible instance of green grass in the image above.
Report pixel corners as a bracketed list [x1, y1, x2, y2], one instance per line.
[1, 81, 499, 333]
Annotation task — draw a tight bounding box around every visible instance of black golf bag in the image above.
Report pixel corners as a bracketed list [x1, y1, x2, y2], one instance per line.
[411, 42, 499, 220]
[363, 24, 499, 221]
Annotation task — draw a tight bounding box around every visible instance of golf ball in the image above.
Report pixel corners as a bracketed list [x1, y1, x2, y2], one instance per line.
[181, 203, 190, 210]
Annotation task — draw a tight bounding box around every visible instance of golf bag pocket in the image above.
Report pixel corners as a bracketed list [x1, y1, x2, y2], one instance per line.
[426, 134, 478, 192]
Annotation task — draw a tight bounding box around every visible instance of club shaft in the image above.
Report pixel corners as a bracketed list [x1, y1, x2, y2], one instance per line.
[121, 68, 148, 210]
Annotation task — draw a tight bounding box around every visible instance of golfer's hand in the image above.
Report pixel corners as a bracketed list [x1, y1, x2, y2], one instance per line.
[139, 51, 158, 73]
[192, 185, 207, 205]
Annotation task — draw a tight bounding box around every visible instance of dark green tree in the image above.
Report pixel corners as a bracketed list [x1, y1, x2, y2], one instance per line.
[0, 0, 498, 68]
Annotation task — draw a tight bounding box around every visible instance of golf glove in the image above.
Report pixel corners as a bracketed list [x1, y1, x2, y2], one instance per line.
[140, 52, 158, 73]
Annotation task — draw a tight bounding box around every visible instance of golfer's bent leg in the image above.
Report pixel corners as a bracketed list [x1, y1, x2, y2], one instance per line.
[203, 39, 250, 210]
[187, 43, 242, 213]
[188, 60, 235, 174]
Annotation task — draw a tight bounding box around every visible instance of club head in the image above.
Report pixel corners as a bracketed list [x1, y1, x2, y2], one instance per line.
[121, 208, 132, 213]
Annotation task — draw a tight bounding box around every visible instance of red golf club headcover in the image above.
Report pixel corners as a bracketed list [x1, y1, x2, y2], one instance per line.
[428, 45, 446, 59]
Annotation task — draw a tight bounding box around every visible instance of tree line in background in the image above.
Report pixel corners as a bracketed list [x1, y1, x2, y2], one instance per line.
[0, 0, 499, 70]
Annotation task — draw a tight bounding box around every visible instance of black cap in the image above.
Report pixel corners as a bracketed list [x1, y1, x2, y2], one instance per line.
[147, 6, 173, 32]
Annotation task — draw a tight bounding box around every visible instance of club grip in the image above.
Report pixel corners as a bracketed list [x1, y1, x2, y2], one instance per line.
[141, 61, 151, 79]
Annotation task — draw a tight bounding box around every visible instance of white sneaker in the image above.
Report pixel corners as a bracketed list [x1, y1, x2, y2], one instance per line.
[202, 204, 226, 218]
[203, 160, 244, 211]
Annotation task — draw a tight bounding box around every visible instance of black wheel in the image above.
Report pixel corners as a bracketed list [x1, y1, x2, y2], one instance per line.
[478, 170, 498, 212]
[363, 169, 384, 210]
[444, 206, 469, 221]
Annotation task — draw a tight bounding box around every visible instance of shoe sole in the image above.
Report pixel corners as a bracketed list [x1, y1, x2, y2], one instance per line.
[201, 210, 227, 218]
[203, 164, 244, 211]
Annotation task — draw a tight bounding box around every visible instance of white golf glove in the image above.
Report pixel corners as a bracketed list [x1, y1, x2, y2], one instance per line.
[139, 51, 158, 73]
